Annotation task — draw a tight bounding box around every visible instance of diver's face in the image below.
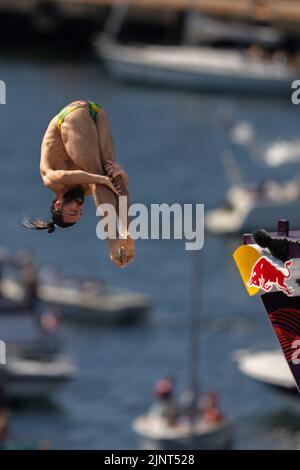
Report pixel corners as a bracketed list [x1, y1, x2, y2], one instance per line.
[61, 200, 84, 223]
[55, 187, 85, 224]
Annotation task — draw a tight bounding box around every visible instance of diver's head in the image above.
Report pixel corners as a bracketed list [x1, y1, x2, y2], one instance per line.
[53, 187, 85, 225]
[22, 187, 85, 233]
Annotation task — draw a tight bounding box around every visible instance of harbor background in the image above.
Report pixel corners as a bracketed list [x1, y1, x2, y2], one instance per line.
[1, 1, 300, 450]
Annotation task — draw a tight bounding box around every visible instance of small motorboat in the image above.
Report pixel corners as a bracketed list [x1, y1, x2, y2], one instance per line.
[0, 307, 76, 400]
[0, 354, 76, 401]
[205, 180, 300, 235]
[39, 282, 152, 324]
[97, 39, 296, 96]
[0, 307, 61, 359]
[236, 349, 296, 393]
[1, 274, 152, 325]
[235, 349, 300, 413]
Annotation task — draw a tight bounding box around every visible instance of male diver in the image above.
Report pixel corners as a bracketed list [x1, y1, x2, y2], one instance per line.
[23, 100, 134, 268]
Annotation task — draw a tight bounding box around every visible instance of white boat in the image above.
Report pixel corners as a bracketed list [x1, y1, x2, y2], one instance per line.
[184, 15, 284, 47]
[97, 39, 296, 95]
[0, 307, 61, 358]
[1, 276, 152, 324]
[39, 283, 152, 324]
[236, 350, 300, 413]
[0, 307, 76, 400]
[205, 180, 300, 235]
[236, 349, 296, 393]
[0, 354, 76, 400]
[132, 415, 232, 450]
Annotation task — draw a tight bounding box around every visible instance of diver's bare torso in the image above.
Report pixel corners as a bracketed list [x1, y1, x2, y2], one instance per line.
[40, 116, 91, 197]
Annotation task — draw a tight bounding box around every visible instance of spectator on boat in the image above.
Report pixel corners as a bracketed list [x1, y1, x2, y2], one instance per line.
[200, 392, 224, 425]
[148, 378, 177, 426]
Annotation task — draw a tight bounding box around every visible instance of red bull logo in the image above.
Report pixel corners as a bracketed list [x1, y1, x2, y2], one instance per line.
[247, 256, 293, 296]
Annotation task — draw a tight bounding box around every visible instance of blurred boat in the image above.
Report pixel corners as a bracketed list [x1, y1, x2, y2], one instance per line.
[0, 307, 60, 358]
[236, 349, 298, 397]
[223, 112, 300, 168]
[132, 415, 232, 450]
[212, 112, 300, 234]
[184, 15, 285, 48]
[0, 308, 75, 400]
[205, 180, 300, 235]
[97, 39, 296, 95]
[264, 140, 300, 167]
[95, 1, 295, 95]
[236, 350, 300, 413]
[1, 274, 152, 325]
[0, 354, 76, 401]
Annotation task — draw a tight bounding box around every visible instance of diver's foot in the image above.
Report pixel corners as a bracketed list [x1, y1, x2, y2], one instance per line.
[108, 236, 135, 268]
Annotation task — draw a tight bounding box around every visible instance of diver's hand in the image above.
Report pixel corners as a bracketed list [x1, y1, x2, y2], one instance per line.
[105, 160, 128, 181]
[99, 175, 120, 196]
[108, 237, 135, 268]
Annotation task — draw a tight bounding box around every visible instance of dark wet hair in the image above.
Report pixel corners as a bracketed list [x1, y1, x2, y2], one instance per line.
[22, 187, 84, 234]
[22, 203, 76, 234]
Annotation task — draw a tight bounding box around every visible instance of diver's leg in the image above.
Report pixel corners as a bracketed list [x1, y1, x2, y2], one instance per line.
[95, 109, 128, 198]
[95, 108, 133, 256]
[61, 107, 118, 209]
[91, 184, 134, 268]
[61, 108, 121, 264]
[60, 107, 103, 174]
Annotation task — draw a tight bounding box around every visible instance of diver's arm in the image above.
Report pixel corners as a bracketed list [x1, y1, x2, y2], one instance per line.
[43, 170, 119, 195]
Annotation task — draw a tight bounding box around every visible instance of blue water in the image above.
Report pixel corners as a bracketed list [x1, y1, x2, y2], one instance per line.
[1, 50, 300, 449]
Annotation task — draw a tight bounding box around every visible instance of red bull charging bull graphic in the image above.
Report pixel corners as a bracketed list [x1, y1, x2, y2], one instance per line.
[247, 256, 293, 296]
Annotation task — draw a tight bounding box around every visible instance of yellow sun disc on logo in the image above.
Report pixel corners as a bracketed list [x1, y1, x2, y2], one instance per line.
[233, 245, 262, 296]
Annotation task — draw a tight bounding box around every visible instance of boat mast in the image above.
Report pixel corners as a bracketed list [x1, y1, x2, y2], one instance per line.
[182, 0, 203, 45]
[101, 0, 130, 41]
[188, 250, 202, 421]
